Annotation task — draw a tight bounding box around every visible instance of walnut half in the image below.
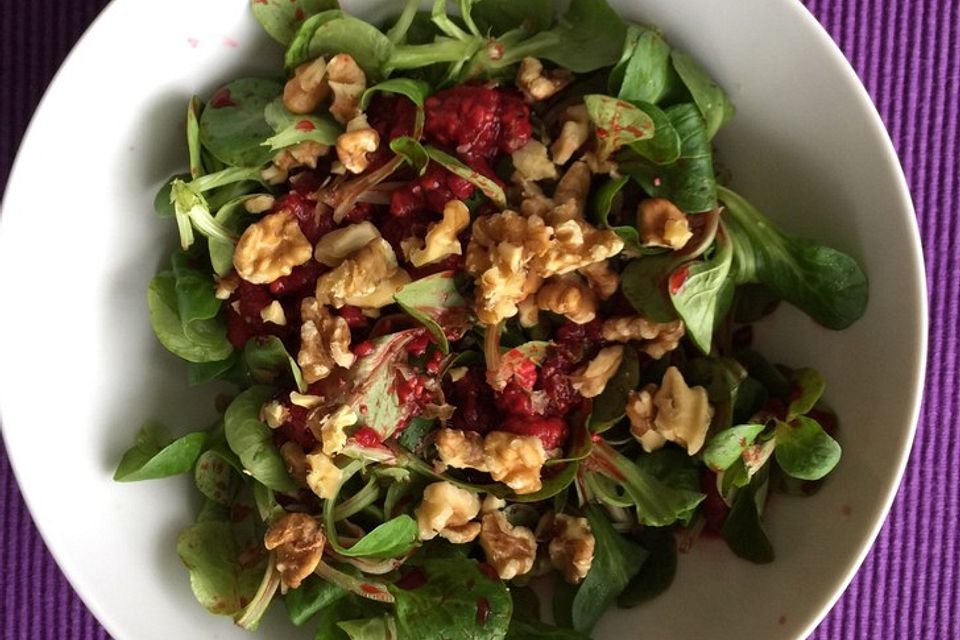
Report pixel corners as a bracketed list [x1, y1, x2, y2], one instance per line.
[233, 210, 313, 285]
[627, 367, 714, 454]
[479, 511, 538, 580]
[546, 513, 595, 584]
[264, 513, 326, 590]
[298, 298, 355, 384]
[415, 481, 482, 543]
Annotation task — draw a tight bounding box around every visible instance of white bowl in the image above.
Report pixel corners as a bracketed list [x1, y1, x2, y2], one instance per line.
[0, 0, 926, 638]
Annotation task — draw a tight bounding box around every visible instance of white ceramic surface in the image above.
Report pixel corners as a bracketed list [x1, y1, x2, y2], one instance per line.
[0, 0, 926, 638]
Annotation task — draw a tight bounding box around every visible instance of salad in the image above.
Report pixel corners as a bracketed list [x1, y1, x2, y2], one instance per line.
[114, 0, 869, 638]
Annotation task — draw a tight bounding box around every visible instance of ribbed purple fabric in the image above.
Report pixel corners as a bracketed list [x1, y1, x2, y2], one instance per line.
[1, 1, 957, 638]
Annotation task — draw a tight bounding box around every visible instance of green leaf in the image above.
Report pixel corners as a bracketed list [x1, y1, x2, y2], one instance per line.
[668, 228, 733, 354]
[732, 376, 768, 424]
[251, 0, 339, 46]
[154, 174, 190, 218]
[283, 575, 348, 626]
[571, 506, 648, 633]
[389, 558, 512, 640]
[610, 25, 676, 105]
[224, 387, 297, 492]
[263, 99, 342, 152]
[721, 468, 775, 563]
[187, 353, 242, 386]
[733, 283, 781, 323]
[285, 11, 393, 79]
[786, 368, 826, 420]
[208, 196, 256, 277]
[394, 271, 471, 353]
[507, 618, 590, 639]
[243, 335, 307, 393]
[423, 146, 506, 208]
[148, 272, 233, 363]
[721, 186, 868, 329]
[194, 448, 241, 504]
[617, 527, 677, 608]
[589, 345, 640, 432]
[337, 616, 397, 639]
[360, 78, 432, 110]
[702, 424, 766, 472]
[588, 442, 705, 527]
[619, 102, 717, 213]
[626, 100, 681, 165]
[633, 447, 703, 525]
[670, 50, 735, 140]
[396, 417, 437, 452]
[187, 96, 204, 178]
[583, 94, 655, 161]
[734, 348, 792, 399]
[338, 515, 418, 559]
[176, 494, 267, 616]
[199, 78, 283, 167]
[620, 255, 680, 322]
[171, 250, 221, 328]
[774, 416, 841, 480]
[591, 175, 643, 253]
[114, 423, 206, 482]
[389, 136, 429, 175]
[470, 0, 553, 35]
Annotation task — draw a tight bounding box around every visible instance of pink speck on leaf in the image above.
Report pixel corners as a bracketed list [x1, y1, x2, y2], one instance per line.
[186, 37, 200, 48]
[222, 36, 239, 48]
[296, 120, 316, 132]
[653, 176, 662, 187]
[295, 7, 305, 20]
[210, 88, 236, 109]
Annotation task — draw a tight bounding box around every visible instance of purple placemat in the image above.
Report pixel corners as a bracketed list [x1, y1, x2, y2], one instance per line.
[1, 1, 957, 638]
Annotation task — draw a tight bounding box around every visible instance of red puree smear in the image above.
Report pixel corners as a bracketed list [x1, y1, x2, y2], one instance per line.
[209, 88, 235, 108]
[391, 164, 475, 217]
[353, 427, 381, 448]
[475, 598, 491, 626]
[502, 414, 568, 451]
[295, 119, 316, 132]
[446, 366, 500, 434]
[395, 567, 427, 590]
[424, 85, 532, 159]
[699, 470, 730, 535]
[669, 265, 690, 295]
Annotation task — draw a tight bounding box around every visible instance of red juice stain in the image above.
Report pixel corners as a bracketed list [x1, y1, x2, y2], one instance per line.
[187, 37, 200, 48]
[653, 176, 663, 187]
[222, 36, 238, 48]
[669, 265, 690, 294]
[841, 504, 853, 517]
[360, 583, 383, 595]
[395, 567, 427, 590]
[354, 427, 381, 448]
[778, 615, 787, 625]
[296, 119, 316, 132]
[352, 340, 375, 358]
[209, 88, 235, 108]
[475, 598, 491, 626]
[295, 7, 305, 20]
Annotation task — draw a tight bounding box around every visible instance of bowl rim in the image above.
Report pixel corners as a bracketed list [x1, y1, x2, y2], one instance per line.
[0, 0, 929, 638]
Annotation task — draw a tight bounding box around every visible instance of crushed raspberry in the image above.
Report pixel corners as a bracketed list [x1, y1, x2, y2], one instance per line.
[496, 381, 538, 417]
[273, 190, 334, 243]
[395, 371, 428, 406]
[353, 427, 382, 448]
[273, 401, 317, 451]
[343, 201, 376, 224]
[269, 260, 323, 297]
[390, 164, 475, 217]
[424, 85, 532, 159]
[288, 158, 333, 195]
[446, 365, 500, 433]
[502, 415, 568, 451]
[338, 305, 369, 329]
[406, 332, 431, 357]
[352, 340, 375, 358]
[367, 94, 418, 142]
[425, 349, 443, 375]
[536, 356, 580, 416]
[226, 281, 290, 349]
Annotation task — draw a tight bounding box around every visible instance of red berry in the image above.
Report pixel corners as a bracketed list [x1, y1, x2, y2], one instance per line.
[502, 415, 569, 450]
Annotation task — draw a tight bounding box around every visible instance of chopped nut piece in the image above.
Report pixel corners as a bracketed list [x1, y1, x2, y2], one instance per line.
[260, 300, 287, 326]
[327, 54, 366, 124]
[260, 400, 289, 429]
[626, 385, 666, 452]
[289, 392, 324, 409]
[233, 211, 313, 284]
[264, 513, 326, 590]
[336, 126, 380, 174]
[314, 221, 382, 267]
[516, 56, 574, 102]
[214, 272, 240, 300]
[482, 495, 507, 513]
[637, 198, 693, 250]
[582, 150, 618, 175]
[279, 441, 308, 486]
[550, 160, 591, 223]
[309, 404, 358, 456]
[405, 200, 471, 267]
[415, 481, 482, 543]
[570, 346, 624, 398]
[343, 269, 411, 308]
[536, 220, 624, 277]
[315, 238, 399, 308]
[602, 316, 686, 359]
[547, 514, 595, 584]
[244, 194, 275, 214]
[435, 428, 488, 471]
[305, 449, 342, 499]
[274, 140, 330, 172]
[517, 295, 540, 328]
[578, 260, 619, 299]
[536, 275, 597, 324]
[551, 104, 590, 165]
[261, 164, 288, 185]
[298, 297, 355, 384]
[283, 58, 329, 114]
[484, 431, 547, 495]
[479, 511, 538, 580]
[652, 366, 713, 454]
[511, 140, 558, 182]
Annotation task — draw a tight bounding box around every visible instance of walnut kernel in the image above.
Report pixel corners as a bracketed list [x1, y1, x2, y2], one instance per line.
[233, 211, 313, 284]
[479, 511, 538, 580]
